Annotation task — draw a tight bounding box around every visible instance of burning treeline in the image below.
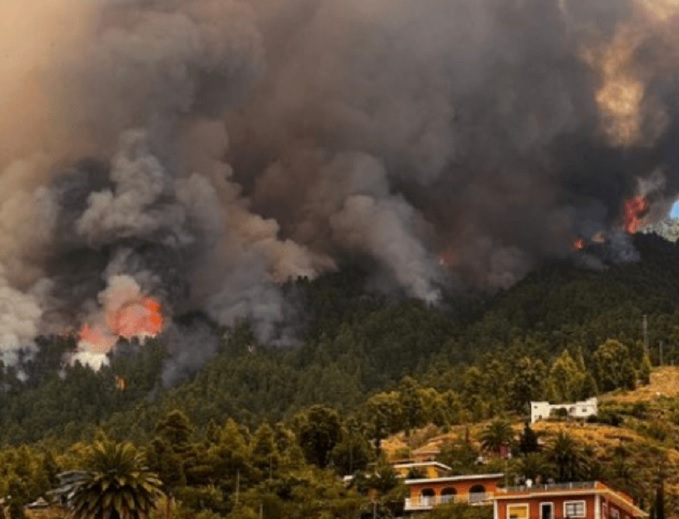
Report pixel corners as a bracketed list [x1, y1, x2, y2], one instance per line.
[2, 0, 679, 370]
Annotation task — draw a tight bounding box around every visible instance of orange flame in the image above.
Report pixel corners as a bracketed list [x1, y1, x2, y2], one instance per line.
[79, 324, 117, 353]
[74, 276, 165, 369]
[624, 196, 649, 234]
[79, 296, 163, 351]
[106, 297, 164, 338]
[115, 375, 127, 391]
[573, 238, 585, 251]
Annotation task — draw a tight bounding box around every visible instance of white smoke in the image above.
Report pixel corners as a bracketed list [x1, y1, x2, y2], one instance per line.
[77, 131, 181, 244]
[0, 266, 42, 364]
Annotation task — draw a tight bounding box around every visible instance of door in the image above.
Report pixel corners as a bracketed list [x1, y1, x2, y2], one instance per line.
[540, 502, 554, 519]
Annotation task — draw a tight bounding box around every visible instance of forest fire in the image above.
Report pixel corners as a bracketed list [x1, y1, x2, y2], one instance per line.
[4, 0, 679, 373]
[115, 375, 127, 391]
[106, 297, 164, 339]
[79, 324, 117, 352]
[74, 276, 164, 368]
[624, 196, 649, 234]
[79, 296, 164, 350]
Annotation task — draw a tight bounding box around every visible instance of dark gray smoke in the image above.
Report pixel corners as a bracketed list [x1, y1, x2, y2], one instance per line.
[233, 0, 679, 290]
[2, 0, 679, 369]
[161, 321, 221, 387]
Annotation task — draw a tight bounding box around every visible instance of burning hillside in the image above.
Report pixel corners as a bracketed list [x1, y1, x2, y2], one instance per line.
[625, 197, 650, 234]
[2, 0, 679, 368]
[75, 276, 163, 369]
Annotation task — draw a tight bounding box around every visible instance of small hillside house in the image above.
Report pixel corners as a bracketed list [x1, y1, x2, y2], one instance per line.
[491, 481, 647, 519]
[404, 473, 505, 512]
[530, 398, 598, 424]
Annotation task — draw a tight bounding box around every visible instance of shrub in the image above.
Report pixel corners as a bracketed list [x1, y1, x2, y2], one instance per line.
[588, 410, 623, 427]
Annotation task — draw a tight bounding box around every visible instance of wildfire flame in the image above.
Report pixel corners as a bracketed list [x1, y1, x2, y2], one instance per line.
[624, 196, 649, 234]
[75, 275, 164, 369]
[115, 375, 127, 391]
[79, 324, 117, 353]
[573, 238, 585, 251]
[80, 296, 164, 348]
[106, 297, 164, 338]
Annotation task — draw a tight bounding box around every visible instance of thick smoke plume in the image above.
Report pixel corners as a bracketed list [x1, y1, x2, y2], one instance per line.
[2, 0, 679, 369]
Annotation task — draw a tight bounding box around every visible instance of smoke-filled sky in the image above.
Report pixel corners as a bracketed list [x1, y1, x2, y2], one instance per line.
[2, 0, 679, 367]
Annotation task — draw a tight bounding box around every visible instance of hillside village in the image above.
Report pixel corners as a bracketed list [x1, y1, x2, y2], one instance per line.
[1, 366, 678, 519]
[375, 367, 679, 518]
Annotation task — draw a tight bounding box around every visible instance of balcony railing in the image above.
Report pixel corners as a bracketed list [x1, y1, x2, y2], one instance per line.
[404, 492, 493, 510]
[502, 481, 597, 494]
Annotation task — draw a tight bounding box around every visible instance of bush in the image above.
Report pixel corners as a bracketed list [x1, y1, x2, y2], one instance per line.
[588, 410, 623, 427]
[640, 420, 671, 442]
[629, 402, 649, 419]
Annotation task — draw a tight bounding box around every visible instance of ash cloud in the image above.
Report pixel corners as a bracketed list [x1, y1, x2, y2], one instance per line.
[238, 0, 679, 284]
[3, 0, 679, 368]
[161, 320, 221, 387]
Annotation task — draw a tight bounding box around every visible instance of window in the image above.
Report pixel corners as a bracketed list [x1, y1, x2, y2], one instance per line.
[507, 504, 529, 519]
[564, 500, 586, 518]
[420, 488, 435, 506]
[440, 487, 456, 504]
[469, 484, 487, 503]
[540, 502, 554, 519]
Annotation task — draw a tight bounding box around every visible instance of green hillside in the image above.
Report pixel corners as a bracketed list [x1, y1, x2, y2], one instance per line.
[2, 233, 679, 517]
[4, 234, 679, 445]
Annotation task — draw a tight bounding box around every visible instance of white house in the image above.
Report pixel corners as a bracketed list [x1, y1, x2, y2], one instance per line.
[530, 397, 598, 423]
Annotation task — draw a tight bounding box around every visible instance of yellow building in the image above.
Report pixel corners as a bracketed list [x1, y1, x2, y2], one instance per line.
[392, 461, 452, 479]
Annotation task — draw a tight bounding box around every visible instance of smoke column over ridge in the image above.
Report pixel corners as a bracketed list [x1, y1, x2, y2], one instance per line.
[2, 0, 679, 367]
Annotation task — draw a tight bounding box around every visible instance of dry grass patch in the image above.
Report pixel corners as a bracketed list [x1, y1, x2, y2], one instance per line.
[605, 366, 679, 403]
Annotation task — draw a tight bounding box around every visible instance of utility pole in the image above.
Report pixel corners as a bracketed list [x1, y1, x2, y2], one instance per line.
[672, 344, 675, 366]
[643, 314, 649, 358]
[235, 469, 240, 506]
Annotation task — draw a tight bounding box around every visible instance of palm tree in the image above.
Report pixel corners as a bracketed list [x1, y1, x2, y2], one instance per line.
[517, 452, 552, 483]
[545, 431, 588, 483]
[480, 418, 514, 456]
[55, 441, 164, 519]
